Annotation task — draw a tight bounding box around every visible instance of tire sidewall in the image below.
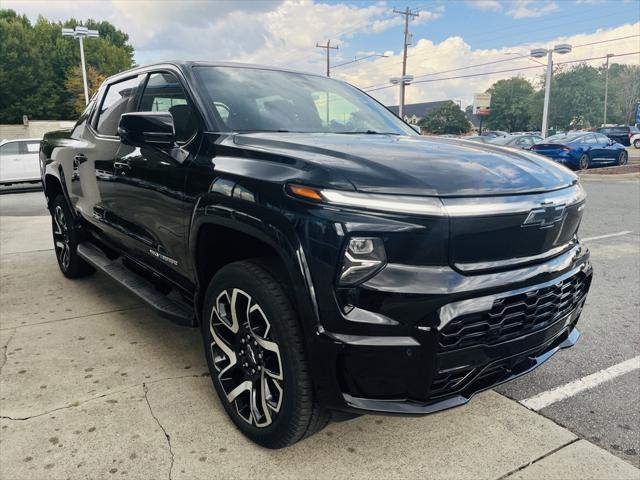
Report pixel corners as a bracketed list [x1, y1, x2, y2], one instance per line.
[579, 153, 590, 170]
[618, 151, 628, 165]
[201, 263, 309, 447]
[634, 139, 640, 149]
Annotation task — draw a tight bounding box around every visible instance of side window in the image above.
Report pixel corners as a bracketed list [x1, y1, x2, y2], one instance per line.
[96, 75, 143, 136]
[17, 141, 38, 154]
[0, 142, 20, 155]
[139, 72, 198, 143]
[596, 134, 610, 144]
[584, 135, 598, 145]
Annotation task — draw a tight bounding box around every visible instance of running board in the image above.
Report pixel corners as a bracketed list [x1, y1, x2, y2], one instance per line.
[77, 242, 193, 325]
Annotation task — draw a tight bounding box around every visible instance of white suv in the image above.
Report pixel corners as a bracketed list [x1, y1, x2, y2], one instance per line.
[0, 138, 41, 185]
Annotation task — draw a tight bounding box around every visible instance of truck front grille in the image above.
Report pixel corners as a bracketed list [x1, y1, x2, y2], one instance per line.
[439, 271, 589, 352]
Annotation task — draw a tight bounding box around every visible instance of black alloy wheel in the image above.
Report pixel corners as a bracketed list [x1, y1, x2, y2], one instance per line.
[618, 151, 628, 166]
[578, 153, 590, 170]
[202, 260, 329, 448]
[51, 195, 94, 278]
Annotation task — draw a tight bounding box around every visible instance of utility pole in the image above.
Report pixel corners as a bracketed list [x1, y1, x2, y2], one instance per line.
[603, 53, 614, 125]
[62, 25, 100, 105]
[393, 7, 419, 118]
[316, 40, 338, 77]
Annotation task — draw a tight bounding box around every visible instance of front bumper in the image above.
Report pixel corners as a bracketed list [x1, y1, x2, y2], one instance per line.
[309, 244, 592, 415]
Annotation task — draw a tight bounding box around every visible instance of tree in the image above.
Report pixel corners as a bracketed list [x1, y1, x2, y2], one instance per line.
[0, 9, 134, 123]
[419, 101, 471, 134]
[485, 77, 535, 132]
[64, 65, 106, 115]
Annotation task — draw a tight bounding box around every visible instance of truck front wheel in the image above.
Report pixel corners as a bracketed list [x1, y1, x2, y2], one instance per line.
[50, 195, 95, 279]
[201, 260, 329, 448]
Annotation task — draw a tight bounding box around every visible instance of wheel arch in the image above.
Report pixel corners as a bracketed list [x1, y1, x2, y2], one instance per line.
[190, 213, 320, 336]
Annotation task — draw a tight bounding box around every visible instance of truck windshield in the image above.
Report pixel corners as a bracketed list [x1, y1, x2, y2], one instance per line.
[194, 66, 414, 135]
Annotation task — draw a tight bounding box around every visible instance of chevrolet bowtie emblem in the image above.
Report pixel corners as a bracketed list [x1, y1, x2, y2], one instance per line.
[522, 204, 566, 228]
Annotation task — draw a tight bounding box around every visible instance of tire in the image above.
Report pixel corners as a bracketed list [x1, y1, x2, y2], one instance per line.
[578, 153, 590, 170]
[201, 260, 329, 448]
[618, 151, 628, 166]
[50, 195, 95, 279]
[634, 139, 640, 149]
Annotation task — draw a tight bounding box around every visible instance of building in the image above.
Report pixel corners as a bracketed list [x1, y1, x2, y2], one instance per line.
[387, 100, 450, 125]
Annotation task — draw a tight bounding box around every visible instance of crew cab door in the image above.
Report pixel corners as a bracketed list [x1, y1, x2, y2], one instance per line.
[109, 70, 202, 285]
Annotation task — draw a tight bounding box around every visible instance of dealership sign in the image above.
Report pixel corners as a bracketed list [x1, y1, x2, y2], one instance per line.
[473, 93, 491, 116]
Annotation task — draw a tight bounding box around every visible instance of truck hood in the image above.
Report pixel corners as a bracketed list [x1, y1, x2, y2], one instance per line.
[232, 133, 577, 197]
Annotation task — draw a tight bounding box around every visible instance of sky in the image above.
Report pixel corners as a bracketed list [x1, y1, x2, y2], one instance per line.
[4, 0, 640, 107]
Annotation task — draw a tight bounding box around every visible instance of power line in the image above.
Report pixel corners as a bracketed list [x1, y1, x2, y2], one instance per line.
[363, 51, 639, 92]
[360, 34, 640, 90]
[331, 53, 388, 70]
[316, 40, 339, 77]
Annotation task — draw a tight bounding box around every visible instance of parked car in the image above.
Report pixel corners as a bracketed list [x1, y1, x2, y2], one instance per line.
[463, 135, 493, 143]
[530, 132, 627, 170]
[629, 131, 640, 149]
[480, 130, 509, 137]
[40, 61, 592, 448]
[489, 134, 543, 149]
[0, 138, 42, 185]
[597, 125, 640, 147]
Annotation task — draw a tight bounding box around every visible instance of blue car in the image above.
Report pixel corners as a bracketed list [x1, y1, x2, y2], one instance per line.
[530, 132, 628, 170]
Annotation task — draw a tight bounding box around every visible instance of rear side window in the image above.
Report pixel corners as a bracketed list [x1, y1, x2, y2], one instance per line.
[23, 141, 40, 153]
[583, 134, 598, 144]
[0, 142, 20, 155]
[595, 133, 610, 144]
[96, 75, 143, 136]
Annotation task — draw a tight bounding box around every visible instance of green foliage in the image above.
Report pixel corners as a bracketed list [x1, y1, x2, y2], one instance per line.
[0, 9, 134, 122]
[486, 78, 535, 132]
[419, 101, 471, 134]
[485, 63, 640, 132]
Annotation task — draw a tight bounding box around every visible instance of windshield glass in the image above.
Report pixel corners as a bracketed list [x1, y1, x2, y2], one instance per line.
[545, 133, 584, 143]
[194, 66, 414, 135]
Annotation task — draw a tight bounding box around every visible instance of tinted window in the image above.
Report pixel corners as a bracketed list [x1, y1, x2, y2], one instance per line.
[139, 72, 197, 143]
[546, 133, 584, 143]
[96, 75, 143, 136]
[0, 142, 20, 155]
[194, 66, 414, 135]
[595, 133, 610, 144]
[23, 141, 40, 153]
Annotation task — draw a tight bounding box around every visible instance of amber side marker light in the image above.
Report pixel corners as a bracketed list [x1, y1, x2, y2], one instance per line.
[288, 185, 323, 201]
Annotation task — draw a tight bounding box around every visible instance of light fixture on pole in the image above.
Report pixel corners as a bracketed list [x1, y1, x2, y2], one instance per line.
[531, 43, 572, 138]
[62, 25, 100, 105]
[390, 75, 414, 119]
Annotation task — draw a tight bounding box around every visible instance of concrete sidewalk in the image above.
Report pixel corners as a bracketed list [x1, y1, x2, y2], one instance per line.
[1, 216, 638, 480]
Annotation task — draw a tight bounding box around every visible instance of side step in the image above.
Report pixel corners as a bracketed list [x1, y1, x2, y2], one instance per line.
[77, 242, 193, 325]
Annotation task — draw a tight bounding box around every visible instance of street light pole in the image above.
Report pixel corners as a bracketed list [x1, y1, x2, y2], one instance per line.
[603, 53, 614, 125]
[62, 25, 100, 105]
[541, 49, 553, 139]
[531, 44, 571, 138]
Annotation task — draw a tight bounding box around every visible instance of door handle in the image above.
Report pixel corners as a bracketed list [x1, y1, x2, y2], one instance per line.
[114, 160, 131, 171]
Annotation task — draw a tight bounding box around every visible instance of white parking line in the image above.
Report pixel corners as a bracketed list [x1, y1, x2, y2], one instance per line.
[520, 356, 640, 411]
[582, 231, 633, 242]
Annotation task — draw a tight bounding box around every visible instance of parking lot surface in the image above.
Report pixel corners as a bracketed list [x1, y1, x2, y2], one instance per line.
[1, 175, 639, 479]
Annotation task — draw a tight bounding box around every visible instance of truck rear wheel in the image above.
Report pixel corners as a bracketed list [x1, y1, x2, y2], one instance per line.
[201, 260, 329, 448]
[51, 195, 95, 279]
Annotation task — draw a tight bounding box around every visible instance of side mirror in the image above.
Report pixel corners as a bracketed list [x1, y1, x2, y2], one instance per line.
[118, 112, 175, 148]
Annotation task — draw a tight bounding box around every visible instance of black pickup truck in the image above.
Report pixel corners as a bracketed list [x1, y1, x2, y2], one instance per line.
[41, 61, 592, 448]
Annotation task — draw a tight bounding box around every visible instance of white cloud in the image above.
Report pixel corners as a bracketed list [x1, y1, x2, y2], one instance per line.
[507, 0, 559, 18]
[335, 22, 640, 107]
[466, 0, 503, 11]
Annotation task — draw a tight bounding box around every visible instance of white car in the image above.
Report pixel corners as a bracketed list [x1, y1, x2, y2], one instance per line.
[631, 132, 640, 149]
[0, 138, 41, 185]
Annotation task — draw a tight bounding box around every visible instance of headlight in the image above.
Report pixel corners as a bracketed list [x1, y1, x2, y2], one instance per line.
[287, 184, 444, 216]
[339, 237, 386, 285]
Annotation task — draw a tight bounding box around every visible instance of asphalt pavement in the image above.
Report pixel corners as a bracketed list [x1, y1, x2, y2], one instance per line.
[0, 173, 639, 479]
